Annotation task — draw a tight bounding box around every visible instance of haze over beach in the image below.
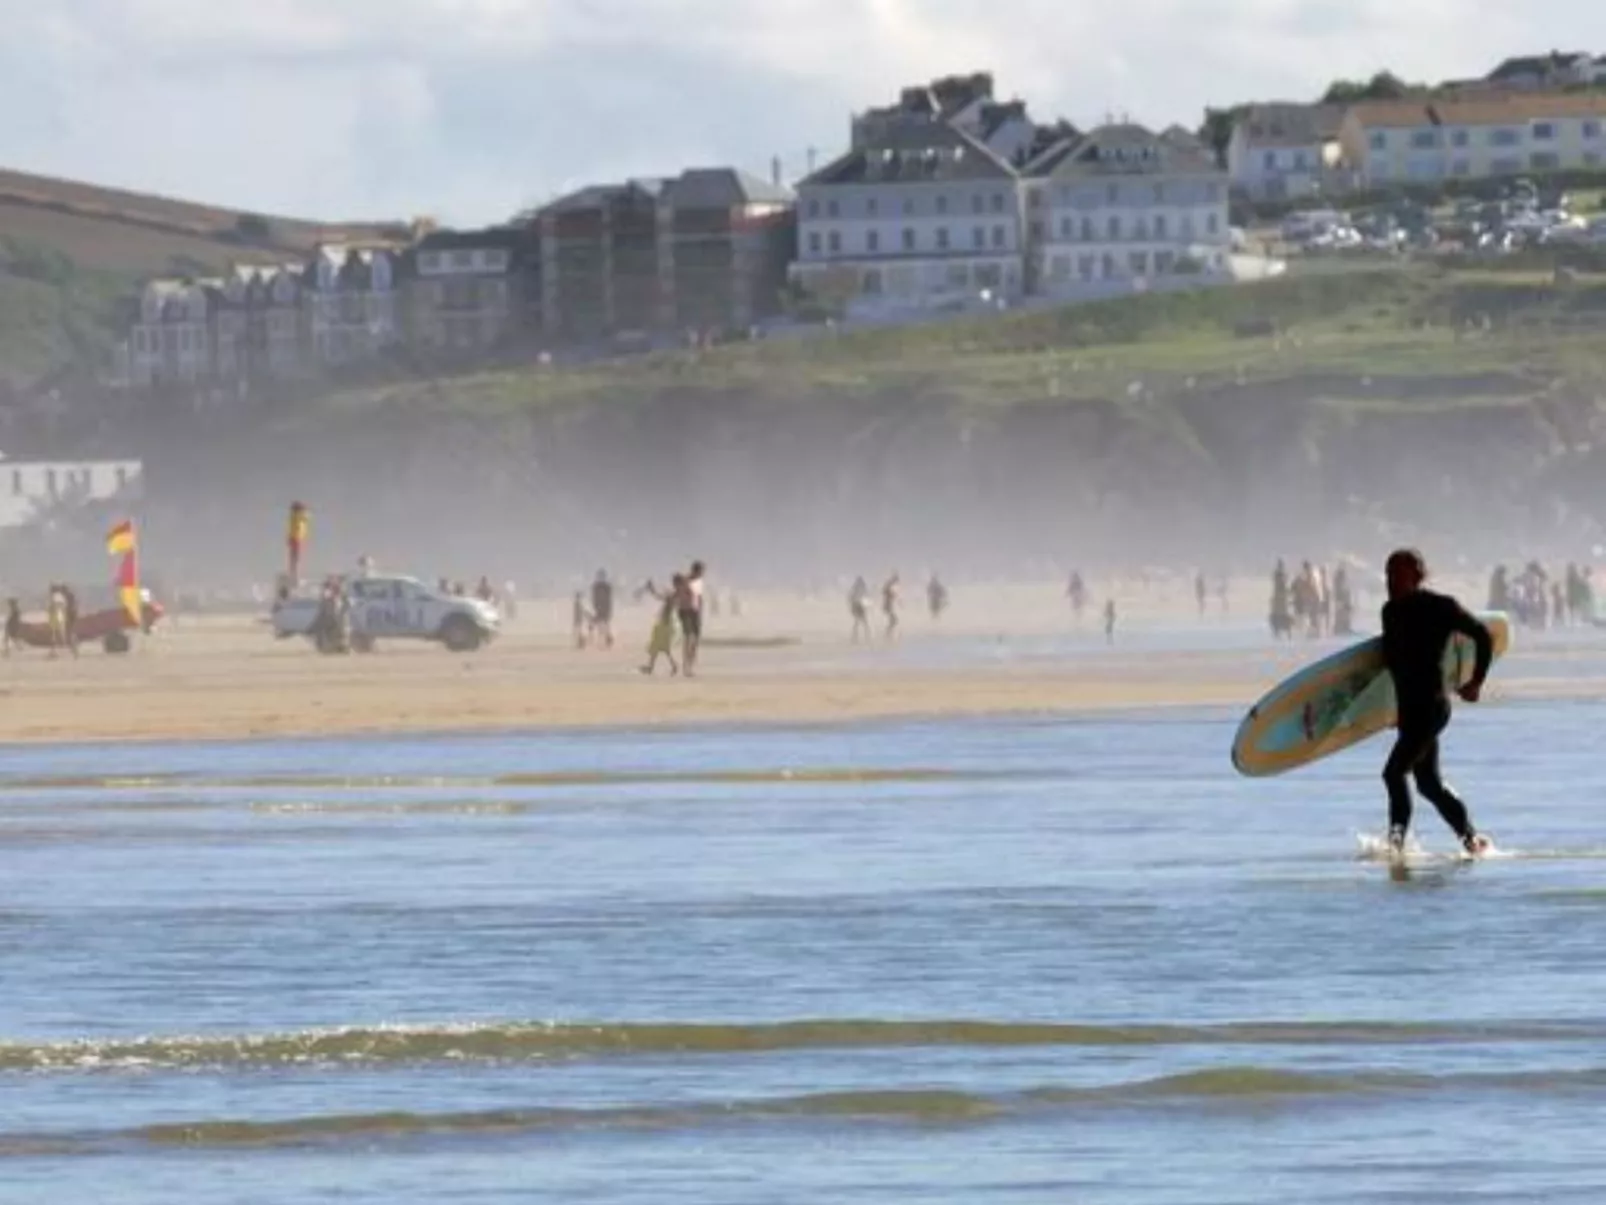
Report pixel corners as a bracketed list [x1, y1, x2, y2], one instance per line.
[10, 4, 1606, 1204]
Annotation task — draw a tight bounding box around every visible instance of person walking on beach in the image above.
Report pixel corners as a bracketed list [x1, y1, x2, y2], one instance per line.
[46, 584, 67, 659]
[848, 576, 872, 643]
[590, 570, 615, 650]
[881, 573, 901, 642]
[679, 561, 706, 676]
[1103, 598, 1117, 644]
[640, 576, 681, 676]
[1381, 548, 1493, 858]
[3, 597, 20, 656]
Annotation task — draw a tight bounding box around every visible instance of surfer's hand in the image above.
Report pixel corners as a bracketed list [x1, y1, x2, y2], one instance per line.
[1458, 682, 1482, 704]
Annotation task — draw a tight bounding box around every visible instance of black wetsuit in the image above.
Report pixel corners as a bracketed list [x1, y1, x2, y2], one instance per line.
[1380, 589, 1493, 840]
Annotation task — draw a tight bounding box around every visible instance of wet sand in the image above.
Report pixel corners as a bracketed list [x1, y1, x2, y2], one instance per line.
[1, 581, 1595, 745]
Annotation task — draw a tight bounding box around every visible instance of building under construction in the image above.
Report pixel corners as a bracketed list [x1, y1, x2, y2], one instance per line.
[537, 168, 794, 343]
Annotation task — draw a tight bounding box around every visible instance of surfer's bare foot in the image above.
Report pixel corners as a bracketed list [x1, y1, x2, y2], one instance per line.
[1463, 832, 1491, 857]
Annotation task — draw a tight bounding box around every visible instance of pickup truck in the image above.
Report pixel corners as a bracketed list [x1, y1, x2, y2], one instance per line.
[271, 575, 499, 652]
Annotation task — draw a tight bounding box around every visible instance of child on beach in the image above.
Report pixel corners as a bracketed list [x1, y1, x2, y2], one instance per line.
[640, 576, 682, 676]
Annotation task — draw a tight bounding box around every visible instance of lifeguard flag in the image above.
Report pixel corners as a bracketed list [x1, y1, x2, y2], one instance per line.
[287, 502, 310, 578]
[107, 520, 136, 556]
[106, 520, 141, 624]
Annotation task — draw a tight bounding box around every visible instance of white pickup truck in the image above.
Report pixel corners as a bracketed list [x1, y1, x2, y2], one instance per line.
[272, 575, 500, 652]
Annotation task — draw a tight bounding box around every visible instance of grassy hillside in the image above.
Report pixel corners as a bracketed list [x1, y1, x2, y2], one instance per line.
[330, 263, 1606, 420]
[0, 166, 416, 389]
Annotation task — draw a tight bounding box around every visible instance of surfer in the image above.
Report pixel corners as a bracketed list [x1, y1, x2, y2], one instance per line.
[1381, 548, 1493, 857]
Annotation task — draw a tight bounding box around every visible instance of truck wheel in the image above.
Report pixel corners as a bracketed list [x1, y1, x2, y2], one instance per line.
[103, 631, 132, 655]
[440, 616, 483, 652]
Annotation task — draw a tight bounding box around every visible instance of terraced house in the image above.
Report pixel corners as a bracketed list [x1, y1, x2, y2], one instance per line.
[1025, 124, 1231, 294]
[1342, 93, 1606, 185]
[407, 227, 531, 356]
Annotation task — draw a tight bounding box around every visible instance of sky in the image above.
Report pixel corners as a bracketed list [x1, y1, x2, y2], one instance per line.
[0, 0, 1601, 226]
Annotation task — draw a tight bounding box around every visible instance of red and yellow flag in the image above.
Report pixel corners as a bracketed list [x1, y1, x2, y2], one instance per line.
[107, 520, 141, 624]
[107, 520, 136, 556]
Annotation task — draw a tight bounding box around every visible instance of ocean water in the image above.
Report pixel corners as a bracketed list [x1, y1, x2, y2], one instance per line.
[5, 693, 1606, 1202]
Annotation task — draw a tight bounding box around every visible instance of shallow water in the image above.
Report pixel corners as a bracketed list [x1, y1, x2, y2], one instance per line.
[5, 690, 1606, 1202]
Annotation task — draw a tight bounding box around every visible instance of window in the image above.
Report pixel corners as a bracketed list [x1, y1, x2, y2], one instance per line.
[1490, 156, 1522, 174]
[1489, 128, 1520, 147]
[1206, 213, 1219, 234]
[1292, 150, 1308, 169]
[972, 226, 985, 249]
[1531, 151, 1560, 171]
[866, 230, 879, 253]
[419, 252, 439, 272]
[1586, 151, 1603, 167]
[902, 197, 915, 216]
[1078, 254, 1095, 280]
[991, 225, 1005, 248]
[1451, 159, 1471, 176]
[902, 227, 916, 251]
[1107, 215, 1121, 238]
[1154, 251, 1175, 274]
[1263, 150, 1276, 170]
[990, 192, 1004, 213]
[936, 227, 950, 250]
[1081, 217, 1094, 240]
[1532, 122, 1555, 141]
[862, 269, 882, 295]
[1368, 131, 1386, 151]
[1409, 130, 1438, 149]
[1152, 183, 1165, 204]
[826, 199, 839, 218]
[867, 197, 879, 216]
[1155, 214, 1168, 238]
[450, 250, 472, 268]
[1585, 120, 1602, 140]
[1134, 218, 1149, 239]
[1105, 183, 1119, 204]
[936, 194, 949, 214]
[807, 199, 819, 218]
[1129, 251, 1148, 275]
[827, 231, 841, 253]
[1060, 216, 1073, 239]
[1451, 129, 1469, 147]
[972, 194, 984, 214]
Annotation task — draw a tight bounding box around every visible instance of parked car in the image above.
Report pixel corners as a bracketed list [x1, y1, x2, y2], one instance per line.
[271, 575, 500, 652]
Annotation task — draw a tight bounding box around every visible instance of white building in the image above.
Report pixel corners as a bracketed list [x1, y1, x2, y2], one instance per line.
[128, 280, 212, 387]
[0, 458, 144, 529]
[1227, 103, 1346, 200]
[1025, 123, 1231, 294]
[308, 245, 400, 367]
[792, 114, 1027, 313]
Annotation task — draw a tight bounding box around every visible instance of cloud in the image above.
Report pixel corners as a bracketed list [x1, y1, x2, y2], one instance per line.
[0, 0, 1601, 224]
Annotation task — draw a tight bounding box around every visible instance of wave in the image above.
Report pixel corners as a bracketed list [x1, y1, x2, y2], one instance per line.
[0, 767, 1019, 797]
[5, 1016, 1604, 1074]
[12, 1065, 1606, 1155]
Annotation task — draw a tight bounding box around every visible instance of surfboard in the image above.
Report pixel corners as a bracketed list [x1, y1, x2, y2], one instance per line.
[1230, 610, 1511, 778]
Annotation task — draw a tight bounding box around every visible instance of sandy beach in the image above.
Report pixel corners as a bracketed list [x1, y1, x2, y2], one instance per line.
[1, 579, 1596, 745]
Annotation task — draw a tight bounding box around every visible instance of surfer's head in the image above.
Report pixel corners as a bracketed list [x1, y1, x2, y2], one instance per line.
[1385, 548, 1426, 599]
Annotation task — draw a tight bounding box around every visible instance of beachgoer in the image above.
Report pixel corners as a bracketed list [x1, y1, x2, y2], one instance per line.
[590, 571, 615, 649]
[46, 584, 67, 659]
[882, 573, 900, 641]
[1103, 598, 1116, 644]
[1380, 548, 1493, 858]
[3, 598, 20, 656]
[927, 573, 948, 620]
[572, 592, 591, 649]
[680, 561, 706, 675]
[640, 575, 681, 676]
[848, 577, 871, 643]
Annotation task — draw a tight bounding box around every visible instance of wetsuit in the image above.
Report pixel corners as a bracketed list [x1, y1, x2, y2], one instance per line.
[1380, 589, 1492, 841]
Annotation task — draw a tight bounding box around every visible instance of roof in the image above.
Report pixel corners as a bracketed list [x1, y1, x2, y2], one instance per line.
[542, 179, 667, 215]
[663, 167, 793, 208]
[415, 226, 525, 252]
[1489, 51, 1592, 80]
[1350, 92, 1606, 129]
[1235, 102, 1345, 147]
[801, 117, 1017, 187]
[1026, 123, 1220, 178]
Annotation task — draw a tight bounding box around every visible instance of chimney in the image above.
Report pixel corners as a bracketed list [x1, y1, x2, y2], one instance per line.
[807, 146, 818, 173]
[772, 156, 783, 186]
